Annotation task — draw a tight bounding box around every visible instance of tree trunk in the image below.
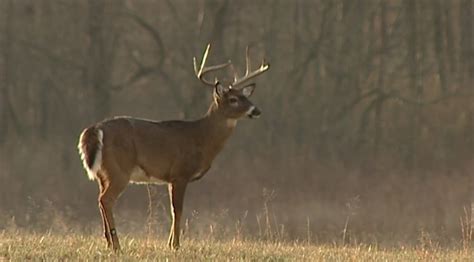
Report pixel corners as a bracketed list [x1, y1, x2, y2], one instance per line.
[459, 0, 473, 86]
[84, 0, 113, 120]
[406, 0, 422, 169]
[373, 0, 388, 158]
[433, 0, 448, 93]
[0, 0, 15, 145]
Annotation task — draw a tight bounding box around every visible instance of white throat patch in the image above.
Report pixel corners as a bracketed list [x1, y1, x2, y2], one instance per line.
[227, 119, 237, 127]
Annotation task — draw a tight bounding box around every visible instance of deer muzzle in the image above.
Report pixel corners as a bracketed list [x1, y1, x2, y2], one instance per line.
[247, 106, 261, 119]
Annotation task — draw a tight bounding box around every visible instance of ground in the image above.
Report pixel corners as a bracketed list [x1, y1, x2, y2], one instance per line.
[1, 231, 473, 261]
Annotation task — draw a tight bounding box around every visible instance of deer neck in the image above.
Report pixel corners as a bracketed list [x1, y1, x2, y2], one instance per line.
[197, 102, 237, 158]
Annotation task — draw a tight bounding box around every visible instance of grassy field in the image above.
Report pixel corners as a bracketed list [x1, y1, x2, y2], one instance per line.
[0, 231, 473, 261]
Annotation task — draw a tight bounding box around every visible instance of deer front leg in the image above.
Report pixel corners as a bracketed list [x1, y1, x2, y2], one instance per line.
[167, 181, 187, 250]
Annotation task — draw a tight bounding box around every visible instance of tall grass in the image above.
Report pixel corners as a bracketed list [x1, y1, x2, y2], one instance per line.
[1, 230, 473, 261]
[1, 193, 474, 260]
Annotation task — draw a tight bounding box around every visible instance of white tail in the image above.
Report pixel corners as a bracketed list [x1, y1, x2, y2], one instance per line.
[78, 44, 269, 251]
[78, 128, 103, 181]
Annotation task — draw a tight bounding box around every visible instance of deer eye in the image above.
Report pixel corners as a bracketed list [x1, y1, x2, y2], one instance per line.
[229, 97, 238, 104]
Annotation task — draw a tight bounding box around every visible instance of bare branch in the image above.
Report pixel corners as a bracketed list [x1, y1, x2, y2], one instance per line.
[389, 88, 474, 106]
[14, 39, 84, 71]
[125, 10, 165, 67]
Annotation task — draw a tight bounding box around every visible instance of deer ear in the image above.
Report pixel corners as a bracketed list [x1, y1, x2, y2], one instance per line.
[215, 82, 229, 97]
[241, 83, 255, 97]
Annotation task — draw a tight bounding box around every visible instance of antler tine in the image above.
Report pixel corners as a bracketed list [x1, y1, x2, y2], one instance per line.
[245, 45, 250, 76]
[229, 64, 238, 83]
[193, 44, 231, 86]
[232, 46, 270, 87]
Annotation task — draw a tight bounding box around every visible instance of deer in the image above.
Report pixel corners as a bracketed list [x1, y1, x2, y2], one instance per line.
[77, 44, 269, 251]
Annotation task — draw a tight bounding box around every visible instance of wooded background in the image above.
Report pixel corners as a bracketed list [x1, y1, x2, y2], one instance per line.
[0, 0, 473, 244]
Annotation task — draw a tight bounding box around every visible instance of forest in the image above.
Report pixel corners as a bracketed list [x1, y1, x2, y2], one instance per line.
[0, 0, 473, 245]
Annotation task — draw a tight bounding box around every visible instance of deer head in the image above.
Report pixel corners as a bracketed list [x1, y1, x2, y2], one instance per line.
[193, 44, 270, 120]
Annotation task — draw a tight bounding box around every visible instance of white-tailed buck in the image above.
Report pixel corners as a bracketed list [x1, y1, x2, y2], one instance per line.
[78, 44, 269, 251]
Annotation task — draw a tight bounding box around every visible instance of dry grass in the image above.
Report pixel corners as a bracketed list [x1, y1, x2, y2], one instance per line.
[1, 231, 473, 261]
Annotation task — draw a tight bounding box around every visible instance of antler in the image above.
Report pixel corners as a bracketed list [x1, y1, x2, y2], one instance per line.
[193, 44, 231, 86]
[232, 46, 270, 87]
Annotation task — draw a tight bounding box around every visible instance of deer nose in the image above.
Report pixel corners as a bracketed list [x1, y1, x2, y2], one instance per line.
[248, 106, 261, 119]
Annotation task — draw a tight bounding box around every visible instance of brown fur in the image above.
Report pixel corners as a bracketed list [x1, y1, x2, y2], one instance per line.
[78, 89, 260, 251]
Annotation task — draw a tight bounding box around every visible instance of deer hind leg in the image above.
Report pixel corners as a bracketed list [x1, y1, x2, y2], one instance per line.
[167, 181, 187, 250]
[99, 202, 112, 248]
[97, 179, 112, 248]
[97, 172, 128, 252]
